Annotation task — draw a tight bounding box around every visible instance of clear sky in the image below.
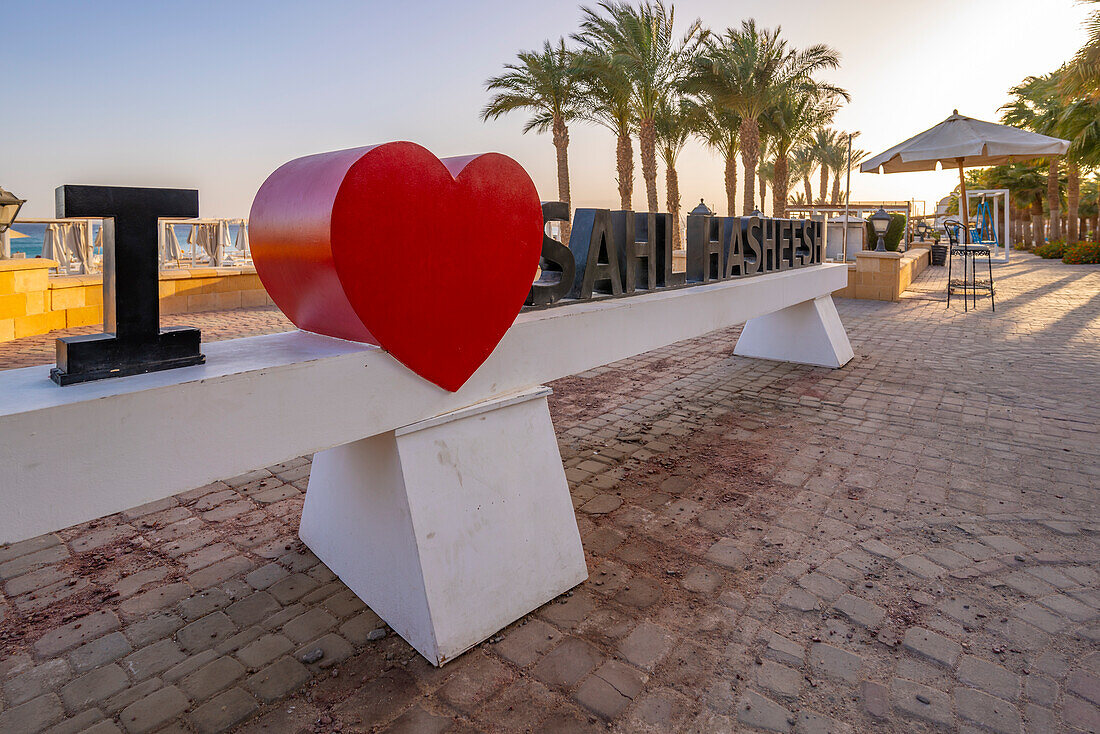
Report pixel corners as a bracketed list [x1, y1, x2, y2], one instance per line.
[3, 0, 1091, 219]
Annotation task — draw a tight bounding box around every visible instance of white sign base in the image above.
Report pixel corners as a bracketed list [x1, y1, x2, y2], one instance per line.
[733, 295, 855, 368]
[299, 386, 586, 665]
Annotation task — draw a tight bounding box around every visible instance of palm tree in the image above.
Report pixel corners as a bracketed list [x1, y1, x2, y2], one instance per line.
[1056, 95, 1100, 243]
[690, 101, 740, 215]
[689, 21, 834, 215]
[790, 145, 817, 205]
[809, 128, 839, 204]
[575, 0, 704, 215]
[757, 151, 773, 215]
[829, 140, 867, 205]
[1061, 0, 1100, 99]
[655, 97, 693, 248]
[761, 80, 845, 217]
[574, 50, 636, 210]
[482, 38, 583, 241]
[1002, 73, 1067, 241]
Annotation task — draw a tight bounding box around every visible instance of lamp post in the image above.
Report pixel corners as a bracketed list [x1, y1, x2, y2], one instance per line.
[870, 207, 891, 252]
[0, 187, 26, 260]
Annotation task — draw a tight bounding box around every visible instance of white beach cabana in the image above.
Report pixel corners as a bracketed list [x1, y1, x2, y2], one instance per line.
[41, 223, 72, 272]
[234, 220, 250, 258]
[861, 111, 1070, 244]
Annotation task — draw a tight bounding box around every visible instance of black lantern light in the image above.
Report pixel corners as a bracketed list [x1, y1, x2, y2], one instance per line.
[0, 187, 25, 234]
[869, 207, 891, 252]
[689, 198, 712, 217]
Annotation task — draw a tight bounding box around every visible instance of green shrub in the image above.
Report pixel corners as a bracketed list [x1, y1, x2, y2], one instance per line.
[1035, 240, 1067, 259]
[1062, 241, 1100, 264]
[864, 214, 907, 252]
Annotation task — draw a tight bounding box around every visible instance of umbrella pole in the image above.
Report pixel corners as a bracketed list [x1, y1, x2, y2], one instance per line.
[958, 159, 970, 245]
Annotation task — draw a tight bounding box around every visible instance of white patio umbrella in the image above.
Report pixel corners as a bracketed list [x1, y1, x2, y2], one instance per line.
[159, 222, 182, 264]
[234, 219, 249, 258]
[861, 110, 1070, 244]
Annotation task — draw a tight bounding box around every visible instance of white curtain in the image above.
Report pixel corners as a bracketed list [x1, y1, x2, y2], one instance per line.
[66, 222, 94, 274]
[188, 223, 220, 265]
[216, 221, 231, 265]
[160, 223, 182, 264]
[42, 223, 72, 273]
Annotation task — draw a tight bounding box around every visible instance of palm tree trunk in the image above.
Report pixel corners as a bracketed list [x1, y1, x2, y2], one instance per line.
[1067, 161, 1080, 244]
[818, 165, 828, 205]
[638, 118, 659, 214]
[772, 153, 789, 218]
[830, 174, 841, 205]
[616, 129, 633, 211]
[1032, 197, 1044, 249]
[552, 115, 572, 244]
[666, 164, 682, 250]
[1047, 158, 1060, 241]
[802, 177, 813, 205]
[724, 154, 737, 216]
[740, 118, 759, 215]
[759, 175, 767, 214]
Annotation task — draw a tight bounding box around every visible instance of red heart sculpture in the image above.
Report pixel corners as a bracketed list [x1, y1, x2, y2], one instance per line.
[249, 142, 544, 391]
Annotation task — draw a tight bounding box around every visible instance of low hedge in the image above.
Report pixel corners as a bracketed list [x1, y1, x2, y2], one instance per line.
[1062, 241, 1100, 264]
[1035, 240, 1067, 259]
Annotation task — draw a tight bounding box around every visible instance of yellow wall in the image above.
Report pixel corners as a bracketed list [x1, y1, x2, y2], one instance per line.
[0, 261, 274, 343]
[833, 247, 930, 302]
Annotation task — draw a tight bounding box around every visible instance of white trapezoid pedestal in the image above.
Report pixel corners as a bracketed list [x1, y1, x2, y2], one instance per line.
[298, 386, 588, 666]
[733, 295, 854, 368]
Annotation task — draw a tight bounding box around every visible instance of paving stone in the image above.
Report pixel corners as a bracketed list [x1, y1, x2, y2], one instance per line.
[246, 656, 311, 702]
[243, 562, 289, 590]
[3, 658, 71, 706]
[779, 587, 819, 612]
[236, 633, 293, 671]
[797, 710, 853, 734]
[122, 639, 186, 680]
[735, 690, 793, 733]
[382, 704, 453, 734]
[59, 664, 129, 712]
[897, 554, 947, 579]
[754, 660, 802, 700]
[955, 686, 1022, 734]
[861, 679, 889, 719]
[1013, 602, 1068, 634]
[437, 653, 513, 712]
[495, 618, 562, 668]
[34, 610, 120, 657]
[0, 545, 69, 580]
[1063, 695, 1100, 732]
[102, 679, 162, 715]
[163, 650, 219, 683]
[0, 534, 62, 564]
[180, 656, 246, 699]
[809, 642, 862, 683]
[1024, 675, 1058, 707]
[224, 591, 281, 628]
[573, 660, 646, 719]
[338, 609, 385, 645]
[188, 686, 259, 734]
[118, 685, 189, 734]
[957, 655, 1021, 701]
[1068, 669, 1100, 707]
[798, 572, 846, 601]
[70, 632, 132, 673]
[189, 556, 252, 590]
[618, 621, 674, 670]
[1039, 593, 1096, 623]
[705, 539, 746, 570]
[902, 626, 962, 668]
[833, 593, 886, 628]
[0, 693, 65, 733]
[891, 677, 952, 727]
[282, 608, 337, 644]
[42, 708, 110, 734]
[267, 573, 319, 605]
[531, 637, 602, 689]
[123, 613, 184, 648]
[765, 634, 804, 667]
[118, 583, 192, 619]
[681, 565, 722, 594]
[176, 611, 237, 653]
[292, 633, 353, 670]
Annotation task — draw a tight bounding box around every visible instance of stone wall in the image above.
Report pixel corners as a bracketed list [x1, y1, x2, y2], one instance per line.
[833, 247, 930, 302]
[0, 261, 273, 342]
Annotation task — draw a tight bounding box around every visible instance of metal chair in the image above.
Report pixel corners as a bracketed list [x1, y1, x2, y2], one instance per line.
[944, 220, 995, 312]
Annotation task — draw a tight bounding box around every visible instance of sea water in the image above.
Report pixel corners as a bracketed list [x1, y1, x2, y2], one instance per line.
[7, 222, 243, 260]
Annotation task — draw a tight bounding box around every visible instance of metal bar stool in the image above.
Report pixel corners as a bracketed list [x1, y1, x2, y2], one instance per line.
[944, 220, 995, 312]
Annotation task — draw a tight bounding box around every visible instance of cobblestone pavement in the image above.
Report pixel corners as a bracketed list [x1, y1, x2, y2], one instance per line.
[0, 253, 1098, 734]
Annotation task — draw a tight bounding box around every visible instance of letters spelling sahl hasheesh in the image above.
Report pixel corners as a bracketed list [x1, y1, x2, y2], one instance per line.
[526, 205, 825, 308]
